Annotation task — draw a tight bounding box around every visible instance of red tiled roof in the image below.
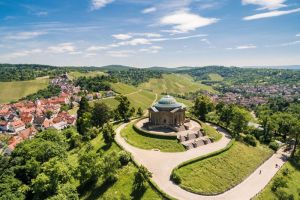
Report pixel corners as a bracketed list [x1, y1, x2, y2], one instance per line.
[0, 121, 8, 126]
[10, 120, 25, 128]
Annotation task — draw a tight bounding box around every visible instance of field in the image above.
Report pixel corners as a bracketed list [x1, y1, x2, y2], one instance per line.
[0, 77, 49, 103]
[175, 142, 273, 195]
[121, 122, 185, 152]
[208, 73, 224, 81]
[139, 74, 217, 94]
[255, 162, 300, 200]
[68, 71, 106, 80]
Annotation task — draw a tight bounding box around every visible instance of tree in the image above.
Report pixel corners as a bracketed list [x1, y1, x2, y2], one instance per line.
[216, 103, 234, 127]
[102, 123, 115, 146]
[192, 95, 214, 121]
[76, 112, 92, 137]
[132, 165, 152, 192]
[77, 96, 90, 119]
[45, 110, 53, 119]
[115, 95, 133, 121]
[31, 158, 73, 199]
[230, 107, 251, 137]
[47, 183, 79, 200]
[91, 102, 111, 128]
[101, 151, 120, 183]
[77, 151, 102, 186]
[137, 107, 143, 117]
[290, 121, 300, 158]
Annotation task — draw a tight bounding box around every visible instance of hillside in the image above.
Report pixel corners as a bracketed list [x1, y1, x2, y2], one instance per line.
[139, 74, 217, 94]
[0, 77, 49, 103]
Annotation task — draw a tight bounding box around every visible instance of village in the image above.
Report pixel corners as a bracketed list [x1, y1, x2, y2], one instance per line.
[213, 83, 300, 108]
[0, 74, 115, 154]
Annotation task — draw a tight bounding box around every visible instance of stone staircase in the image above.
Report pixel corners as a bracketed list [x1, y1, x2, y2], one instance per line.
[178, 131, 213, 150]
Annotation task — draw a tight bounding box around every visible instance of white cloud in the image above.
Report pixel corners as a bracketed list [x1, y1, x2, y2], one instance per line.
[112, 34, 132, 40]
[142, 7, 157, 14]
[48, 43, 76, 54]
[133, 33, 162, 38]
[36, 11, 48, 16]
[296, 34, 300, 37]
[242, 0, 287, 10]
[117, 38, 152, 46]
[1, 49, 42, 59]
[91, 0, 114, 10]
[107, 50, 134, 57]
[227, 44, 257, 50]
[280, 40, 300, 46]
[86, 45, 108, 51]
[139, 46, 163, 54]
[5, 31, 47, 40]
[243, 8, 300, 20]
[160, 11, 218, 33]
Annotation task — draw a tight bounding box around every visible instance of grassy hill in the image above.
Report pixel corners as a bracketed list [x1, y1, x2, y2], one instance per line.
[68, 71, 106, 80]
[139, 74, 217, 95]
[174, 142, 273, 195]
[0, 77, 49, 104]
[208, 73, 224, 81]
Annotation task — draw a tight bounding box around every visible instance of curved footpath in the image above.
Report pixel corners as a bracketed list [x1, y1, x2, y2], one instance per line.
[115, 122, 290, 200]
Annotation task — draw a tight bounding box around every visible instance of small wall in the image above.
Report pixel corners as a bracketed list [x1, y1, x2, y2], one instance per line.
[133, 119, 178, 140]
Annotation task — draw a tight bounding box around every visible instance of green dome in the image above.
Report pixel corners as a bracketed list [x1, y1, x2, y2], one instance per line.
[154, 95, 184, 109]
[158, 95, 177, 104]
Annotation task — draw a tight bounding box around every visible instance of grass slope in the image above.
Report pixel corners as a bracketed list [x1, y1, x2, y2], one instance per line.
[66, 127, 162, 200]
[139, 74, 217, 94]
[255, 162, 300, 200]
[0, 77, 49, 103]
[175, 142, 273, 195]
[208, 73, 224, 81]
[111, 82, 138, 95]
[121, 122, 185, 152]
[94, 83, 156, 111]
[68, 71, 106, 80]
[201, 122, 222, 142]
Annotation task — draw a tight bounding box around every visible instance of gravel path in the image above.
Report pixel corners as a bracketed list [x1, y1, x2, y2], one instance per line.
[115, 122, 290, 200]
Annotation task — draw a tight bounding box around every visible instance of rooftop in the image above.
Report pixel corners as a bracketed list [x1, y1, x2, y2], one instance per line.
[153, 95, 185, 109]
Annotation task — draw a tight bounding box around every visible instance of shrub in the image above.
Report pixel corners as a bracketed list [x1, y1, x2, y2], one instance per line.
[244, 135, 257, 147]
[171, 171, 181, 184]
[272, 177, 287, 192]
[282, 168, 290, 176]
[275, 188, 294, 200]
[118, 151, 131, 166]
[269, 141, 280, 151]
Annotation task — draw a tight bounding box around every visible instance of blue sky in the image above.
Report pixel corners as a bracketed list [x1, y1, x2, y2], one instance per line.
[0, 0, 299, 67]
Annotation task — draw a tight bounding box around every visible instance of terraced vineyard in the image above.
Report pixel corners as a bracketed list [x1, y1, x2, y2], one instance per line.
[139, 74, 217, 95]
[0, 77, 49, 103]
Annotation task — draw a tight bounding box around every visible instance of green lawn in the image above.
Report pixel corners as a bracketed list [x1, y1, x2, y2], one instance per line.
[0, 77, 49, 103]
[201, 122, 222, 142]
[175, 142, 273, 195]
[139, 74, 217, 94]
[121, 122, 185, 152]
[255, 162, 300, 200]
[208, 73, 224, 81]
[68, 71, 106, 80]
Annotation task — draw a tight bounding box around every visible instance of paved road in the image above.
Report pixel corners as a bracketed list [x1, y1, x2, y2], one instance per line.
[115, 122, 290, 200]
